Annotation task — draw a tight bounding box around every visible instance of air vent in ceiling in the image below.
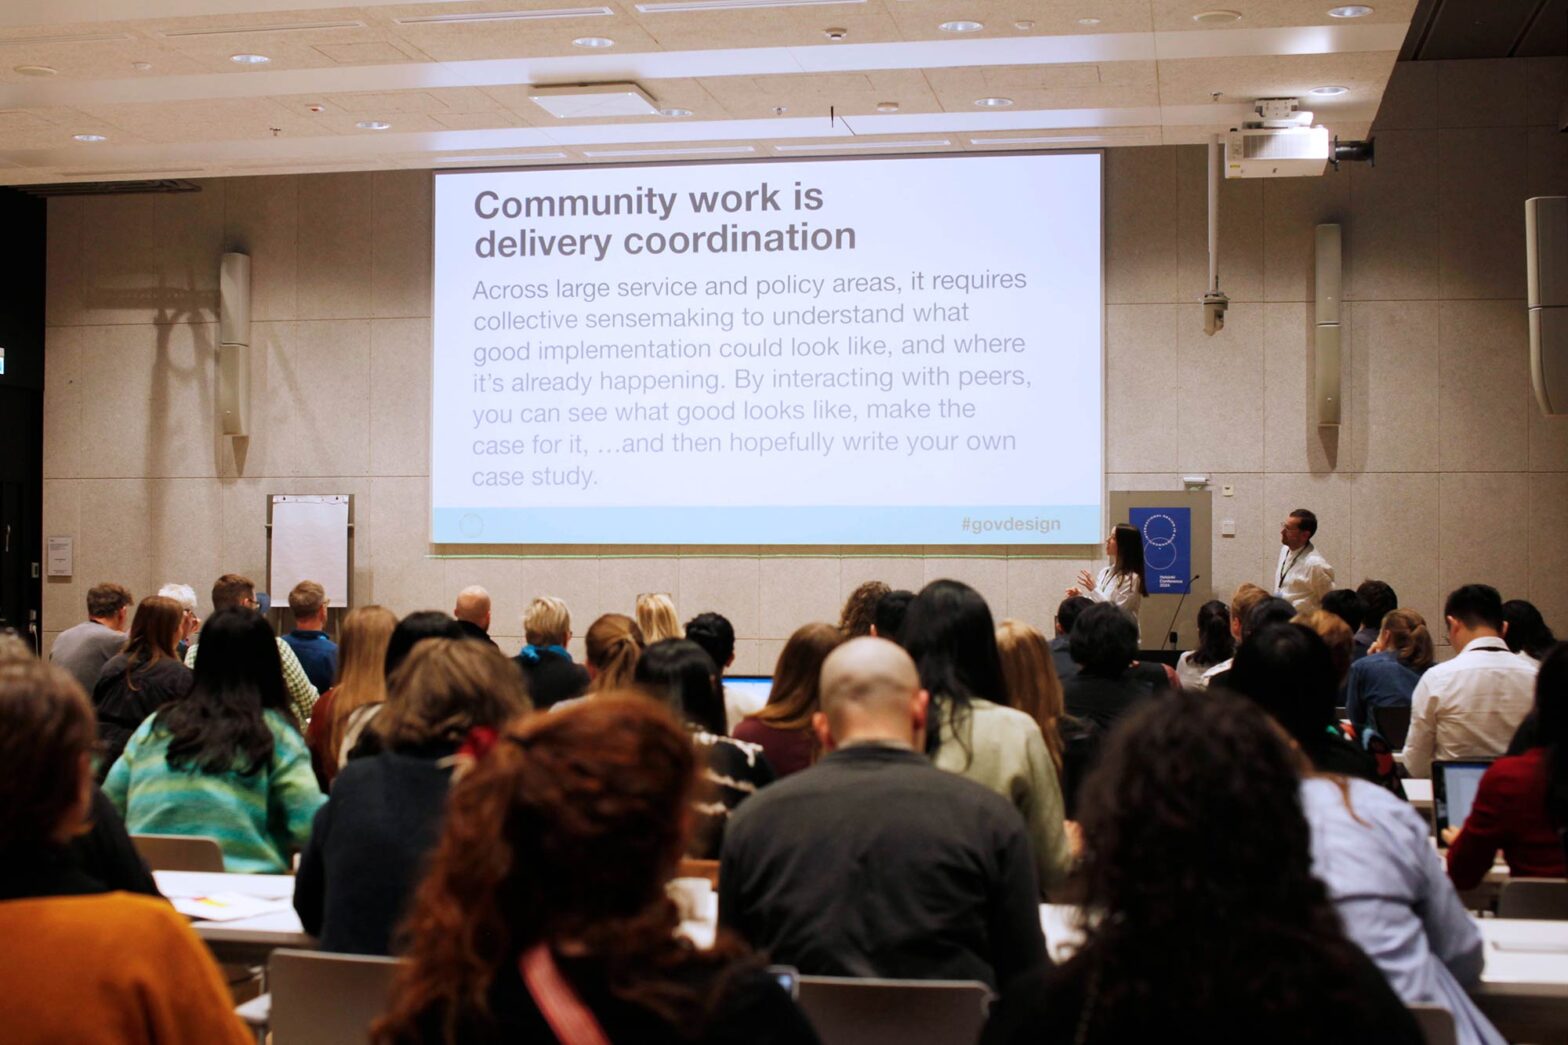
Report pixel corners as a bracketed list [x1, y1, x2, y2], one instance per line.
[396, 7, 614, 25]
[0, 32, 133, 47]
[159, 20, 364, 38]
[18, 179, 203, 197]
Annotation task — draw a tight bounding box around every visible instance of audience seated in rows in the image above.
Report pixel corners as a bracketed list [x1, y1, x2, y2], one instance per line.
[92, 594, 193, 780]
[687, 611, 754, 730]
[1061, 602, 1158, 731]
[451, 585, 498, 648]
[635, 639, 774, 858]
[0, 658, 252, 1043]
[50, 582, 132, 695]
[1197, 582, 1269, 688]
[636, 592, 683, 644]
[373, 697, 817, 1045]
[1175, 599, 1233, 690]
[996, 619, 1097, 819]
[584, 612, 644, 694]
[1355, 580, 1400, 661]
[981, 691, 1422, 1045]
[1503, 599, 1558, 666]
[106, 607, 325, 873]
[871, 587, 913, 642]
[733, 622, 843, 778]
[296, 638, 530, 955]
[838, 580, 889, 638]
[903, 579, 1071, 895]
[283, 579, 338, 694]
[1401, 584, 1537, 778]
[1344, 608, 1434, 740]
[721, 637, 1047, 989]
[305, 603, 398, 790]
[186, 573, 318, 723]
[512, 596, 589, 710]
[1228, 624, 1380, 788]
[1049, 595, 1090, 683]
[1445, 643, 1568, 890]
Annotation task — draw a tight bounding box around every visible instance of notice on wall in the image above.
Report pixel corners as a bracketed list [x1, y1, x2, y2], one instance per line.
[45, 536, 72, 578]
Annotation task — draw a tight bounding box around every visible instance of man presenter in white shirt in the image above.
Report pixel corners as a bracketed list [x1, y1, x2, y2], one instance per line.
[1275, 508, 1334, 614]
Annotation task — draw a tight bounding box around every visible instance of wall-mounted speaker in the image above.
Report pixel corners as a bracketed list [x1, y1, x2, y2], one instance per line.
[1314, 224, 1342, 426]
[1527, 197, 1567, 416]
[218, 252, 251, 437]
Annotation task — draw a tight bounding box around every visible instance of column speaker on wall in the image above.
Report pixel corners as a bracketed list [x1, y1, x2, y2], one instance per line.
[219, 252, 251, 437]
[1314, 224, 1342, 427]
[1527, 197, 1567, 416]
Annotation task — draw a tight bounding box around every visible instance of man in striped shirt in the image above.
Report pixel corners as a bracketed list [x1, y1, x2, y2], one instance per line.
[184, 573, 317, 725]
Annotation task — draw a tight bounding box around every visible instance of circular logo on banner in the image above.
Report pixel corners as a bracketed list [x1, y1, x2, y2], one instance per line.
[1141, 513, 1179, 571]
[460, 513, 485, 538]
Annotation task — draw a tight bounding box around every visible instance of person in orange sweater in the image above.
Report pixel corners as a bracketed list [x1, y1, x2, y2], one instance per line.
[0, 658, 252, 1044]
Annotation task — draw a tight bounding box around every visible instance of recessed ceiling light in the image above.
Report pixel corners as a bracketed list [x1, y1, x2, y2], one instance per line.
[572, 36, 614, 47]
[939, 20, 983, 32]
[974, 97, 1014, 108]
[72, 134, 107, 142]
[876, 101, 899, 113]
[1192, 10, 1242, 23]
[306, 103, 326, 112]
[356, 120, 391, 130]
[773, 105, 788, 115]
[823, 26, 848, 39]
[131, 61, 154, 71]
[230, 53, 271, 64]
[1309, 85, 1349, 96]
[1014, 19, 1035, 29]
[1076, 17, 1100, 26]
[1328, 4, 1373, 15]
[657, 107, 693, 117]
[14, 64, 57, 76]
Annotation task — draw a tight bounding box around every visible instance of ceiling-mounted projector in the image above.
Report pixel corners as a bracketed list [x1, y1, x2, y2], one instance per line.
[1224, 98, 1330, 178]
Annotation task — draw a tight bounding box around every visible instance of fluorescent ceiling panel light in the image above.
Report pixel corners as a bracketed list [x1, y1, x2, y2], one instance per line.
[356, 120, 391, 130]
[573, 36, 615, 48]
[159, 21, 364, 38]
[636, 0, 864, 11]
[968, 135, 1108, 145]
[230, 53, 271, 64]
[974, 97, 1014, 107]
[1191, 10, 1242, 23]
[939, 20, 984, 32]
[396, 7, 614, 25]
[1327, 5, 1373, 15]
[72, 134, 107, 142]
[1308, 85, 1349, 96]
[435, 152, 570, 163]
[0, 32, 132, 47]
[775, 139, 950, 152]
[658, 107, 694, 117]
[13, 65, 57, 76]
[532, 83, 659, 118]
[581, 145, 756, 157]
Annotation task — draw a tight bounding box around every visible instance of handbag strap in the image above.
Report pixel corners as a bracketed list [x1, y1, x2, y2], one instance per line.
[518, 943, 612, 1045]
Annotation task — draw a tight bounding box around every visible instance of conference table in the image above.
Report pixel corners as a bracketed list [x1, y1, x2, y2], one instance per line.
[159, 870, 1568, 1035]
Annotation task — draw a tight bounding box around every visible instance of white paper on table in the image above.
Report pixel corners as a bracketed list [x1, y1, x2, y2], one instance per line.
[269, 495, 350, 605]
[170, 892, 292, 922]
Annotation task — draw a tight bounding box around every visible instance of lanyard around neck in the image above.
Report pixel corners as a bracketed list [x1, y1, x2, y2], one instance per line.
[1279, 547, 1305, 588]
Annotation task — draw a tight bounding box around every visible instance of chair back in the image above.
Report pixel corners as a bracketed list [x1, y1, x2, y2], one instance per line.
[1498, 878, 1568, 920]
[132, 833, 225, 872]
[1408, 1002, 1458, 1045]
[268, 948, 403, 1045]
[1372, 704, 1412, 747]
[795, 976, 993, 1045]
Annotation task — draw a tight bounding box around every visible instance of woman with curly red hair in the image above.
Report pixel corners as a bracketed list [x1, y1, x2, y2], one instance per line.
[374, 694, 817, 1044]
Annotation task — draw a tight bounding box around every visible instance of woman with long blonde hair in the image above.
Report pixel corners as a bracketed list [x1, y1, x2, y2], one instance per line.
[585, 613, 645, 694]
[635, 593, 683, 644]
[994, 619, 1066, 772]
[306, 604, 397, 789]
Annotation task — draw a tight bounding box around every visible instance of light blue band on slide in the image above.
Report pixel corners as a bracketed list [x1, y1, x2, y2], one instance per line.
[432, 505, 1101, 545]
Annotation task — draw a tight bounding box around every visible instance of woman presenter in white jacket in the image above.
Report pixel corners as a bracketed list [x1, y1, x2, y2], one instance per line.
[1066, 522, 1146, 622]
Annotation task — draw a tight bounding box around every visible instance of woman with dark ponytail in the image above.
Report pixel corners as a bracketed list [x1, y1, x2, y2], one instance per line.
[1176, 600, 1233, 691]
[373, 697, 816, 1045]
[1446, 643, 1568, 889]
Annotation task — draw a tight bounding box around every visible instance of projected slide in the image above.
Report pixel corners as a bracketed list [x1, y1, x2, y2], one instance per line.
[431, 152, 1102, 544]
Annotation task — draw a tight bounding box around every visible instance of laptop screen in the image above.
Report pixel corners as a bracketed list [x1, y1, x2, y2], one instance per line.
[723, 676, 774, 716]
[1434, 761, 1493, 842]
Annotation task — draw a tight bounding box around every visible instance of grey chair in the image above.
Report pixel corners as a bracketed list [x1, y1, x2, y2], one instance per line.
[795, 976, 994, 1045]
[1408, 1002, 1458, 1045]
[131, 833, 225, 872]
[1498, 878, 1568, 920]
[268, 948, 403, 1045]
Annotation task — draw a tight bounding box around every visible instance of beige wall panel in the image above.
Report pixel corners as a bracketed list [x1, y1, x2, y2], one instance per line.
[1340, 300, 1441, 474]
[681, 556, 764, 640]
[1261, 168, 1351, 303]
[1439, 472, 1530, 601]
[368, 317, 432, 477]
[371, 170, 432, 318]
[1347, 471, 1443, 630]
[78, 322, 221, 479]
[1345, 129, 1441, 302]
[297, 172, 375, 319]
[1104, 146, 1179, 305]
[1435, 59, 1529, 129]
[1438, 300, 1530, 473]
[759, 557, 841, 640]
[1528, 473, 1568, 637]
[42, 327, 84, 480]
[1175, 302, 1265, 473]
[1105, 303, 1180, 472]
[1439, 127, 1528, 301]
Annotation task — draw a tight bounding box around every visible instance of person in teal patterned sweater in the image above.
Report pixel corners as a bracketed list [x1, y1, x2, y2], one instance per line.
[104, 607, 324, 874]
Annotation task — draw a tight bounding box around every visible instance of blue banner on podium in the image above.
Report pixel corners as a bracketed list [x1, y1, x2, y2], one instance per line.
[1130, 507, 1192, 594]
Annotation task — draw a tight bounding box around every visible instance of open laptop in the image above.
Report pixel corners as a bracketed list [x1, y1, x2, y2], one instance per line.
[723, 675, 774, 718]
[1432, 759, 1496, 846]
